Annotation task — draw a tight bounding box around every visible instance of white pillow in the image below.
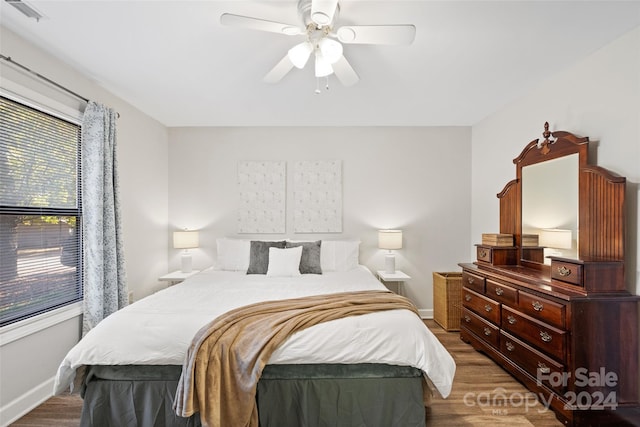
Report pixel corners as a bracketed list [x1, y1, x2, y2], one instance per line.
[216, 238, 250, 271]
[267, 246, 303, 277]
[320, 240, 360, 271]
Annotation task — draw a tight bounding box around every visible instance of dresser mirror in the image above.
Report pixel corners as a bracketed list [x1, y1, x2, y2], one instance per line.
[521, 154, 579, 264]
[510, 123, 590, 271]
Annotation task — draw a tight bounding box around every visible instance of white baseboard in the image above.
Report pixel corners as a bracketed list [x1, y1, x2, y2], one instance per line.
[419, 308, 433, 319]
[0, 376, 54, 427]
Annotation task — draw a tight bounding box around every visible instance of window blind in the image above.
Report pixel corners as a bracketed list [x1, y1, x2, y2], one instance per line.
[0, 96, 82, 327]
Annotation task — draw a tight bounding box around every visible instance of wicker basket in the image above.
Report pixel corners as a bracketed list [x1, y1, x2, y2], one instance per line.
[433, 272, 463, 331]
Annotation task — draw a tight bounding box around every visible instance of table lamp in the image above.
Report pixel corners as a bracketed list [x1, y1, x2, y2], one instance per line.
[378, 229, 402, 274]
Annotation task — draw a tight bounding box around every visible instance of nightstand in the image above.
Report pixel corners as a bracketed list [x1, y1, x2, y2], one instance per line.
[159, 270, 200, 286]
[376, 270, 411, 296]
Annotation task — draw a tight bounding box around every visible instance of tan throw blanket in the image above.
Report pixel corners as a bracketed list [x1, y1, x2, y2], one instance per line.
[173, 290, 420, 427]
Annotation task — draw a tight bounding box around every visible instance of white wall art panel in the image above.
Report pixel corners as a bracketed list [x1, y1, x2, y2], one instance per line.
[293, 160, 342, 233]
[237, 161, 286, 233]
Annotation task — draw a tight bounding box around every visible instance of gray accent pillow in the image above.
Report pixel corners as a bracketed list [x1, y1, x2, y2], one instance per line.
[285, 241, 322, 274]
[247, 241, 286, 274]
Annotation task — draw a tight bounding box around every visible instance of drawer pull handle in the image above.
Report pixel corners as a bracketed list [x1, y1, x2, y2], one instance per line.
[538, 362, 550, 374]
[467, 277, 475, 284]
[495, 287, 504, 296]
[464, 315, 471, 323]
[532, 301, 544, 312]
[557, 266, 572, 277]
[484, 304, 493, 313]
[479, 249, 488, 258]
[506, 341, 515, 352]
[483, 327, 492, 336]
[465, 294, 472, 302]
[540, 331, 552, 343]
[507, 315, 517, 325]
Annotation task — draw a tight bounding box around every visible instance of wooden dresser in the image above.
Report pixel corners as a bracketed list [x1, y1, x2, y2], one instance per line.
[460, 123, 639, 426]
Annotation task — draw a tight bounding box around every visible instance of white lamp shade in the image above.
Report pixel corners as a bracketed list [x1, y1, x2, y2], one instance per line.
[173, 231, 199, 249]
[319, 38, 343, 64]
[539, 229, 571, 249]
[288, 42, 313, 69]
[378, 230, 403, 250]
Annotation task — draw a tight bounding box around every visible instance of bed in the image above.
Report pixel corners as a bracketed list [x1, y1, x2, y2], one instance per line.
[53, 239, 456, 427]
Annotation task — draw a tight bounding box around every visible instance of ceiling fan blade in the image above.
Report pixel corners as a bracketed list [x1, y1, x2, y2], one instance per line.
[263, 55, 295, 84]
[311, 0, 338, 26]
[337, 25, 416, 45]
[220, 13, 302, 35]
[332, 55, 359, 87]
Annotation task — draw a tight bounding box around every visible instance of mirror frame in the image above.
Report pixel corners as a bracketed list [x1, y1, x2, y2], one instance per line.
[515, 123, 588, 271]
[499, 123, 589, 272]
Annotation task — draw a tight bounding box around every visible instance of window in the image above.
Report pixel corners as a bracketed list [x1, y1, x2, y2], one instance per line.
[0, 95, 82, 327]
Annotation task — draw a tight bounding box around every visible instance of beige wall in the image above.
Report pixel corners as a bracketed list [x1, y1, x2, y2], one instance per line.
[0, 26, 169, 425]
[471, 26, 640, 293]
[167, 126, 472, 313]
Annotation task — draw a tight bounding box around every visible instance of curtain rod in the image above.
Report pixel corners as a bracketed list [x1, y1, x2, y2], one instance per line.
[1, 54, 121, 119]
[1, 54, 89, 103]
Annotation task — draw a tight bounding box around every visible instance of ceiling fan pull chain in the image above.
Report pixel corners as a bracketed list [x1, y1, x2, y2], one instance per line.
[325, 76, 330, 91]
[315, 77, 321, 94]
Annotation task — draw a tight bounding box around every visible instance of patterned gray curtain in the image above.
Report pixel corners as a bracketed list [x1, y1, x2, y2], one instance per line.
[81, 101, 127, 335]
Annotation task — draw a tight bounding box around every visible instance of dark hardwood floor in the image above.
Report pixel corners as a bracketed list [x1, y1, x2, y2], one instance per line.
[11, 320, 563, 426]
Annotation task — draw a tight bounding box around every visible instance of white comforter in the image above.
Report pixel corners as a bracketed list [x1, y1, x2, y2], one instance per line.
[53, 266, 456, 398]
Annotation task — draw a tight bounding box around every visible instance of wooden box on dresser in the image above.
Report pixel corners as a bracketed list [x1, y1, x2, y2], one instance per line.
[460, 123, 640, 426]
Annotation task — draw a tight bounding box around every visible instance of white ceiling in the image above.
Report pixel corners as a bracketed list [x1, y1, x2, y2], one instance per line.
[1, 1, 639, 127]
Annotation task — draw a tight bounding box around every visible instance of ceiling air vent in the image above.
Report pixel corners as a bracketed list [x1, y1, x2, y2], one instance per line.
[5, 0, 45, 21]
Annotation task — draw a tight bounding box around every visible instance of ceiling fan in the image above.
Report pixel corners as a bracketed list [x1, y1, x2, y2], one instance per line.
[220, 0, 416, 91]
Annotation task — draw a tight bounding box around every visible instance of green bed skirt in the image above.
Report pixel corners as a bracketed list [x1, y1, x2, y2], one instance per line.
[80, 364, 427, 427]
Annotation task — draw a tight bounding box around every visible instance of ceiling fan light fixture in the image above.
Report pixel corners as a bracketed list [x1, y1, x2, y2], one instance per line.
[318, 38, 343, 64]
[288, 42, 313, 69]
[314, 52, 333, 77]
[222, 0, 413, 87]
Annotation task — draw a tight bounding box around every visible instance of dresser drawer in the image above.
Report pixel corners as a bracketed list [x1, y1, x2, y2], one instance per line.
[462, 271, 485, 294]
[502, 306, 567, 362]
[550, 259, 583, 286]
[462, 308, 500, 348]
[517, 291, 566, 329]
[500, 331, 566, 394]
[462, 287, 500, 324]
[486, 279, 518, 306]
[475, 245, 518, 266]
[476, 245, 492, 263]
